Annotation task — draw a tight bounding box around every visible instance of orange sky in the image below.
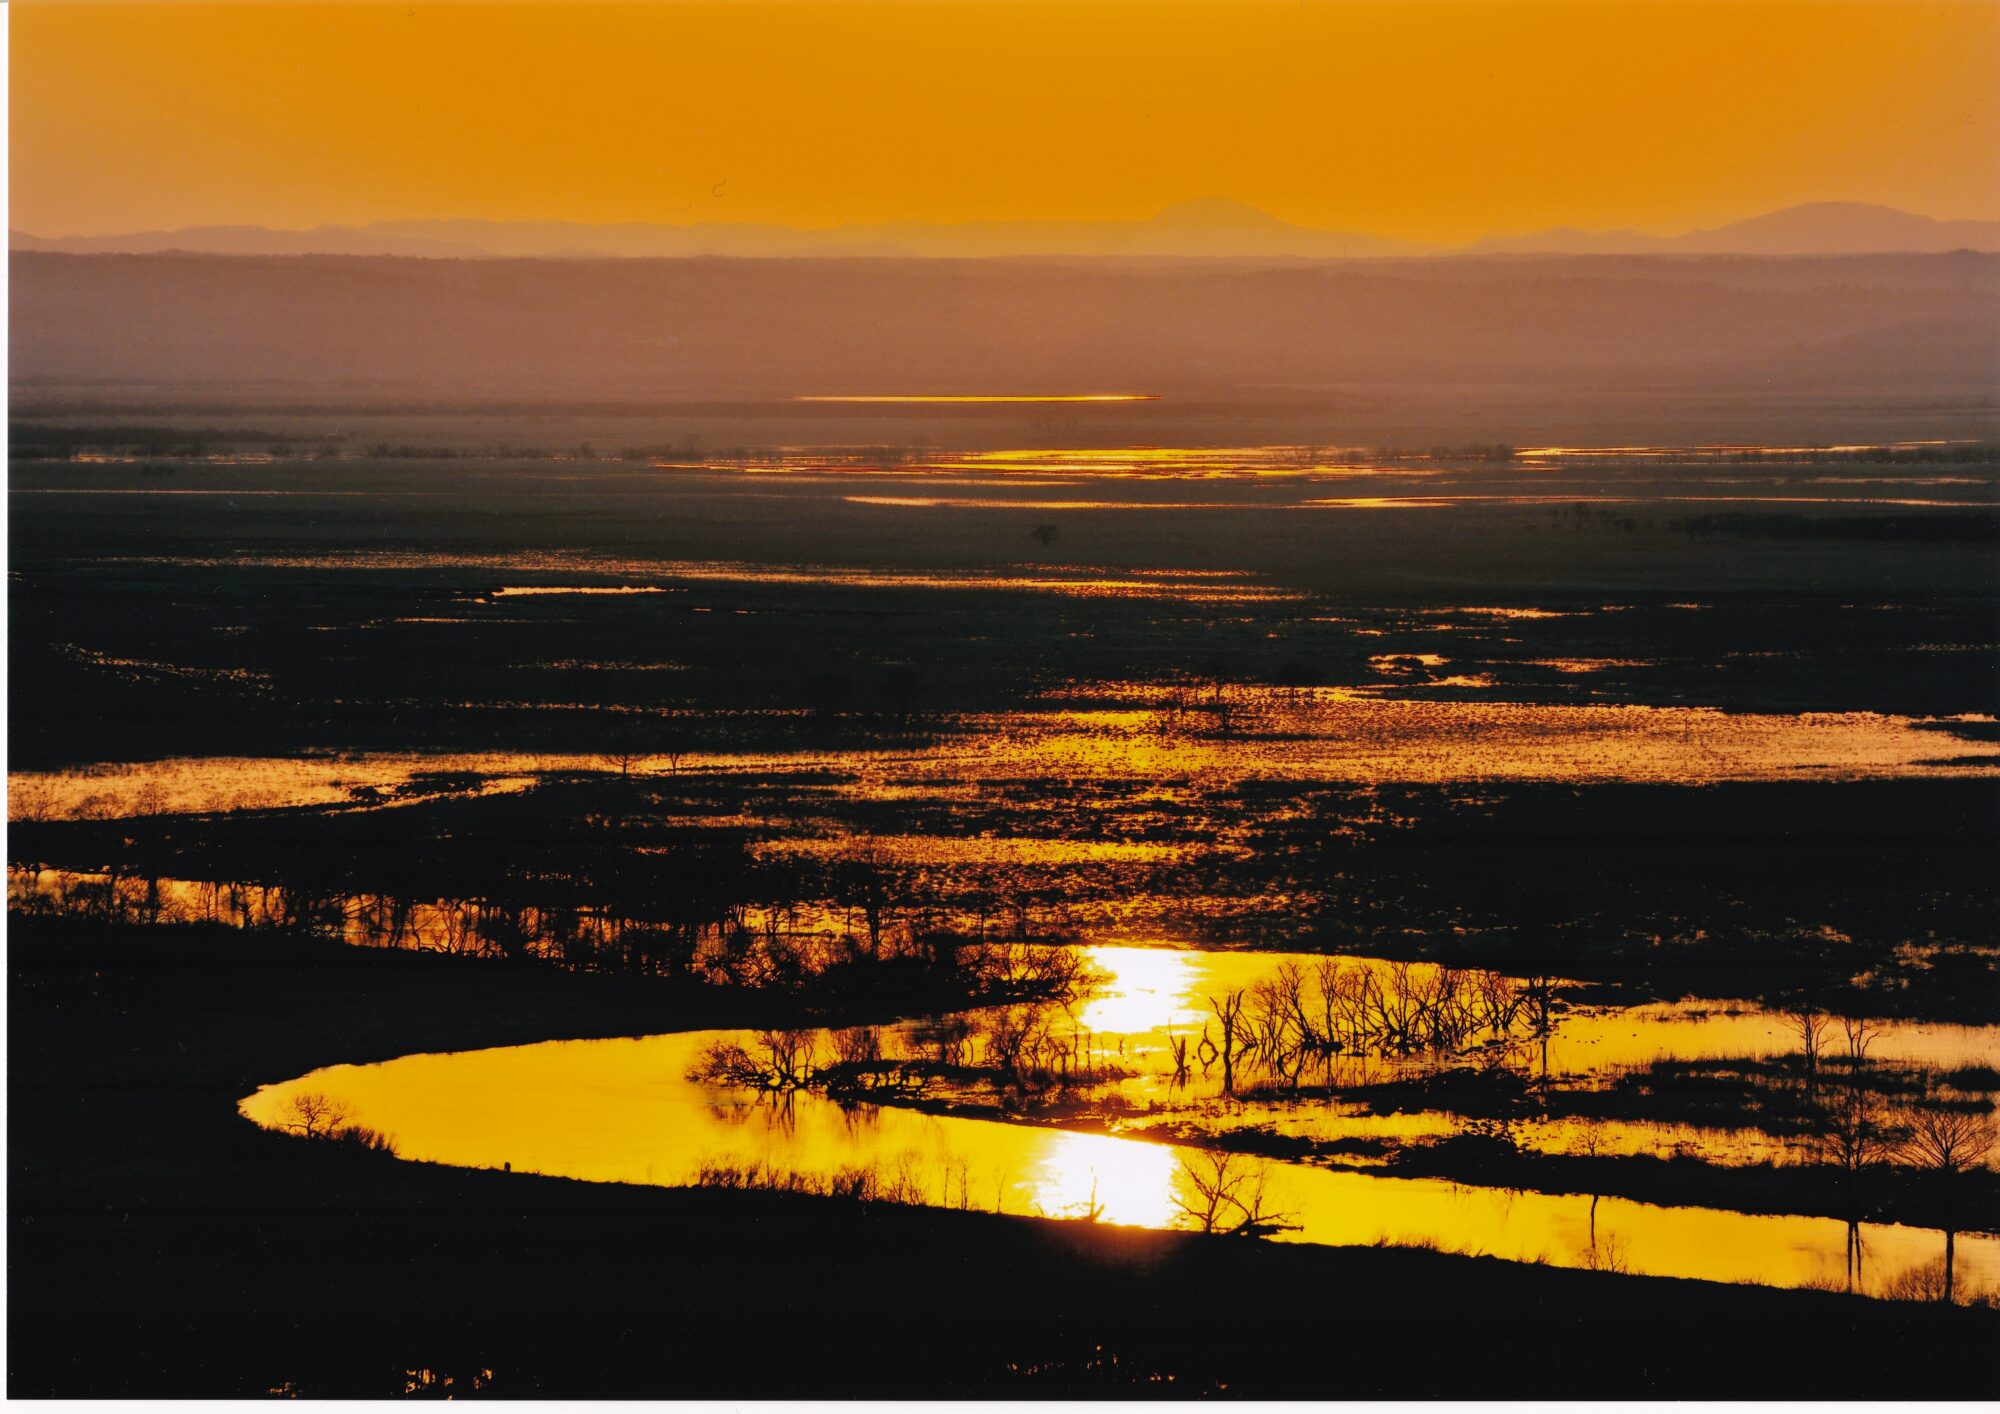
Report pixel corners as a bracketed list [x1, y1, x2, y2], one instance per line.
[10, 0, 1999, 242]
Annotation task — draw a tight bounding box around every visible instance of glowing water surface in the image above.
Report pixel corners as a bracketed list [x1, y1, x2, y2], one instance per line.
[13, 696, 1997, 819]
[240, 943, 2000, 1300]
[1059, 946, 2000, 1079]
[794, 394, 1159, 404]
[111, 553, 1294, 603]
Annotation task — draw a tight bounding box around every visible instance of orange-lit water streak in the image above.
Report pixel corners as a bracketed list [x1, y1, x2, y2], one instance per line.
[12, 697, 1998, 822]
[239, 994, 2000, 1299]
[795, 395, 1159, 404]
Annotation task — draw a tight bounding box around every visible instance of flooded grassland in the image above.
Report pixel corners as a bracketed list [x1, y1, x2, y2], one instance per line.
[12, 445, 2000, 1314]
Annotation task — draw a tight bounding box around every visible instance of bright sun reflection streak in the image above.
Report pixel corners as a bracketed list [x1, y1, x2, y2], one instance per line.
[795, 394, 1158, 404]
[1016, 1128, 1180, 1226]
[1076, 945, 1208, 1034]
[491, 585, 669, 597]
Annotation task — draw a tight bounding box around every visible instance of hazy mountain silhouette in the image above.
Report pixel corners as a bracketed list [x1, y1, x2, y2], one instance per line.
[23, 199, 1992, 262]
[6, 224, 492, 259]
[1468, 203, 2000, 256]
[7, 199, 1428, 261]
[14, 249, 1995, 405]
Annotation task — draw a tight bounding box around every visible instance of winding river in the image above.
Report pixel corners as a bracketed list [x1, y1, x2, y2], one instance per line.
[240, 943, 2000, 1300]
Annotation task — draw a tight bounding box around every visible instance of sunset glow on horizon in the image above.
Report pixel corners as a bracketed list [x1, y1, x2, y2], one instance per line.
[11, 0, 1998, 242]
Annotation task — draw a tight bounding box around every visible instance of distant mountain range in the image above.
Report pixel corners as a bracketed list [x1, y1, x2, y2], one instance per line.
[11, 200, 1999, 261]
[16, 245, 1996, 405]
[1465, 203, 2000, 256]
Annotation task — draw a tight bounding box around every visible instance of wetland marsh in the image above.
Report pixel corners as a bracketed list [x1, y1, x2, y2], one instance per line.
[12, 434, 2000, 1393]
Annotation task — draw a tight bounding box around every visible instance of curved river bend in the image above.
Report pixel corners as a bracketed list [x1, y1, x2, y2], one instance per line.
[241, 945, 2000, 1299]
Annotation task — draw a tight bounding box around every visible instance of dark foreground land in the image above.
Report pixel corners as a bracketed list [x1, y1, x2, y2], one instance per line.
[10, 919, 1995, 1399]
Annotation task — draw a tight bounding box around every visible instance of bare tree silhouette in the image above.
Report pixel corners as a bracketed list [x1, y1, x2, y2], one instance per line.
[1170, 1150, 1295, 1238]
[278, 1091, 354, 1140]
[688, 1030, 821, 1090]
[1784, 1002, 1832, 1089]
[1838, 1014, 1880, 1066]
[604, 744, 648, 776]
[1812, 1085, 1897, 1290]
[1882, 1257, 1954, 1304]
[1522, 973, 1559, 1092]
[1206, 990, 1248, 1094]
[1895, 1098, 1997, 1303]
[1574, 1118, 1608, 1253]
[658, 706, 695, 772]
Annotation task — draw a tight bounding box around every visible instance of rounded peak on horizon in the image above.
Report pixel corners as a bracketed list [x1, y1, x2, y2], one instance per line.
[1149, 196, 1292, 229]
[1720, 201, 1962, 230]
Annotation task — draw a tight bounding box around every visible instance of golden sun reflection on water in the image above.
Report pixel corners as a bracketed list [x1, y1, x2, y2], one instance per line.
[239, 1023, 2000, 1300]
[1073, 945, 1208, 1035]
[232, 931, 2000, 1298]
[1024, 1128, 1180, 1226]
